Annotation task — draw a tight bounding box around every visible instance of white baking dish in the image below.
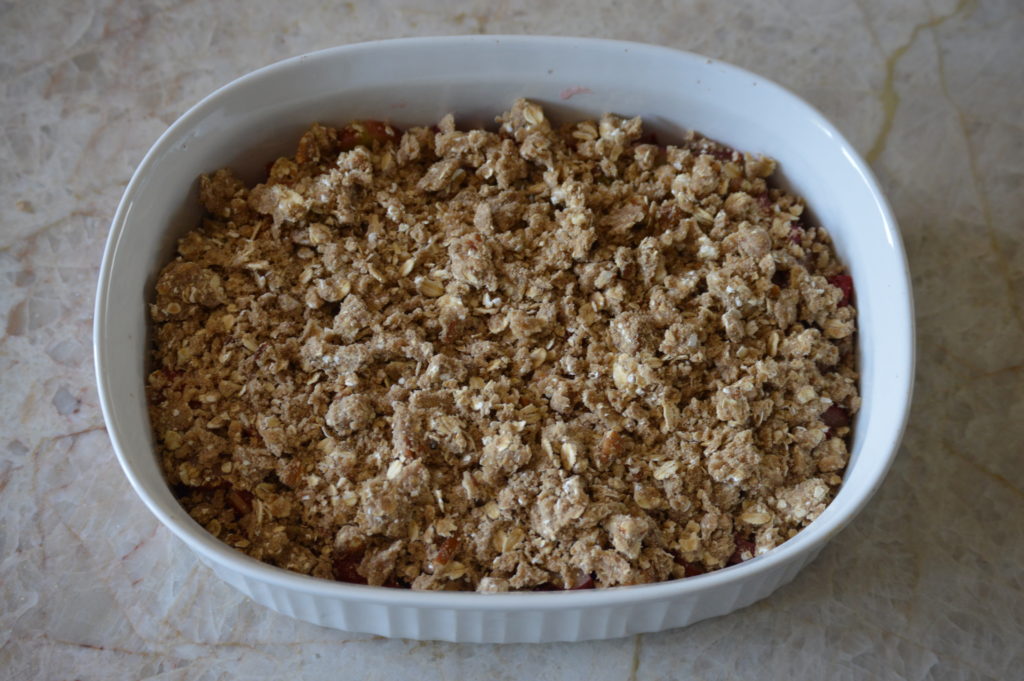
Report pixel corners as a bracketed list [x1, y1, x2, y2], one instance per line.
[94, 36, 914, 643]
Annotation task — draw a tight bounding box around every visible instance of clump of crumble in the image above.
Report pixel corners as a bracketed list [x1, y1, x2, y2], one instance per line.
[148, 100, 859, 591]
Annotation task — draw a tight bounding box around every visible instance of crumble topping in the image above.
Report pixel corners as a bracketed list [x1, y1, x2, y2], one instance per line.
[148, 100, 859, 591]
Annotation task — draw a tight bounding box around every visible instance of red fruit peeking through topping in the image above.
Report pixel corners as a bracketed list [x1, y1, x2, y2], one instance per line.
[433, 537, 459, 566]
[332, 549, 367, 584]
[821, 405, 850, 429]
[727, 534, 756, 566]
[672, 552, 707, 578]
[682, 562, 706, 578]
[789, 220, 806, 244]
[828, 274, 854, 307]
[708, 146, 735, 162]
[338, 120, 399, 151]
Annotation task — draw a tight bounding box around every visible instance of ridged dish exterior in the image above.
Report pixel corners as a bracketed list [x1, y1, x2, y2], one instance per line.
[198, 549, 816, 642]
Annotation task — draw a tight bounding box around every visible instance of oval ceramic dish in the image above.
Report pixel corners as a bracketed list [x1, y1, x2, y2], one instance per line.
[95, 36, 914, 643]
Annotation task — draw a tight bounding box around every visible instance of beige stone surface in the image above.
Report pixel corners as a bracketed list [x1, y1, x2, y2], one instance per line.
[1, 0, 1021, 678]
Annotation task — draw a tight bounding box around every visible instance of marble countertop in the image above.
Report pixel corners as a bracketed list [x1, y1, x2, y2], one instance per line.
[2, 0, 1021, 678]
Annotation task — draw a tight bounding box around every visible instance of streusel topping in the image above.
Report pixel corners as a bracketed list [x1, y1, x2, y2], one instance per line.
[148, 100, 858, 591]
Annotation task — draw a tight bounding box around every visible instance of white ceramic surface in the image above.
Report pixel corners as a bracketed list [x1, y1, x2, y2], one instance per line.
[94, 36, 913, 643]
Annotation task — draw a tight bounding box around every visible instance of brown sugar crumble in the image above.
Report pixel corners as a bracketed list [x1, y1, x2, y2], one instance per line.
[148, 100, 859, 591]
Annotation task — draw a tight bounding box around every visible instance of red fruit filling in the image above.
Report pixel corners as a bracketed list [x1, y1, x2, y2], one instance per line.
[828, 274, 854, 307]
